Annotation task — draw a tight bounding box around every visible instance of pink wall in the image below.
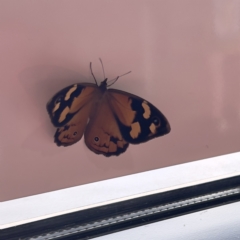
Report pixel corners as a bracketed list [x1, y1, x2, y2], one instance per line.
[1, 0, 240, 201]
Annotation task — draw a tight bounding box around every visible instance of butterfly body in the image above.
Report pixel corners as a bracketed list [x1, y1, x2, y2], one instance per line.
[47, 69, 171, 157]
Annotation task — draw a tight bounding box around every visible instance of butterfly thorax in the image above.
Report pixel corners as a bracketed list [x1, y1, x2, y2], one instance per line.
[99, 79, 108, 92]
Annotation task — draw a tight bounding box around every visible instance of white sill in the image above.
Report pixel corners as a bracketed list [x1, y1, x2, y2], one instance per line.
[1, 151, 240, 229]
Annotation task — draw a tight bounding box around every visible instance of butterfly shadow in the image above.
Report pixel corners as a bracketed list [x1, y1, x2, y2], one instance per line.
[19, 64, 92, 114]
[84, 144, 135, 172]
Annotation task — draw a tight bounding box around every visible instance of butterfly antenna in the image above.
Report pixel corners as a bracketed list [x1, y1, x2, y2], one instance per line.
[107, 76, 119, 87]
[107, 71, 131, 87]
[99, 58, 106, 79]
[90, 62, 98, 86]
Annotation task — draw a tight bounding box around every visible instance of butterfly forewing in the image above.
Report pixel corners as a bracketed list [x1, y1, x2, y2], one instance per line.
[47, 83, 98, 127]
[108, 89, 171, 144]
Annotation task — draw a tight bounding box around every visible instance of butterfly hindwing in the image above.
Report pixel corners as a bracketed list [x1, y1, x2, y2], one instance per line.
[84, 96, 129, 156]
[108, 89, 171, 144]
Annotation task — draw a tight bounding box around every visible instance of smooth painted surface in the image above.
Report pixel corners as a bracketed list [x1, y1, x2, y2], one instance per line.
[1, 0, 240, 200]
[95, 202, 240, 240]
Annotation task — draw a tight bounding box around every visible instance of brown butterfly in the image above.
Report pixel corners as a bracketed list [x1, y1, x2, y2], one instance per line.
[46, 60, 171, 157]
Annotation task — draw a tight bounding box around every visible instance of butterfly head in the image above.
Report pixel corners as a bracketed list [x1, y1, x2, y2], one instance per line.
[90, 59, 131, 90]
[99, 78, 108, 91]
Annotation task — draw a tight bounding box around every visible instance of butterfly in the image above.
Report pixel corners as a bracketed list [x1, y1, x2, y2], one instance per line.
[46, 60, 171, 157]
